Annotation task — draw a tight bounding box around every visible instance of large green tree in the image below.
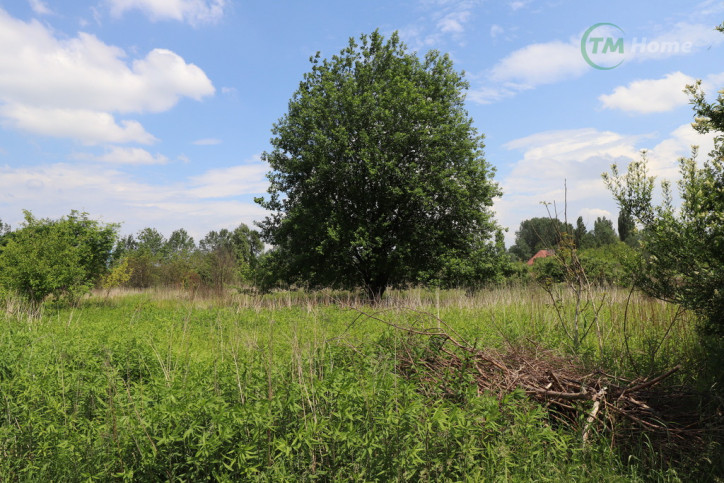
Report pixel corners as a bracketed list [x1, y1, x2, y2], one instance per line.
[0, 211, 117, 303]
[255, 30, 502, 299]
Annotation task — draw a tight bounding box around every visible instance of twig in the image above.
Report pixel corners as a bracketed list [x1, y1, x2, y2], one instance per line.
[583, 387, 607, 444]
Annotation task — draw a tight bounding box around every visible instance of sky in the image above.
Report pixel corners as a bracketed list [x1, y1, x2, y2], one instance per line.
[0, 0, 722, 246]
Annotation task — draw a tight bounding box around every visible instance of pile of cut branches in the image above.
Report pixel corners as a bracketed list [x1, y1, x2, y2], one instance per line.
[344, 305, 721, 458]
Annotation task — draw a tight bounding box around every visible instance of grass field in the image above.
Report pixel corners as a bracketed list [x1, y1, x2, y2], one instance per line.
[1, 286, 720, 481]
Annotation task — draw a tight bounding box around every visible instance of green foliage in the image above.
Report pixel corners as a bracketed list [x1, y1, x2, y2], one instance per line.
[530, 253, 566, 283]
[101, 257, 133, 296]
[1, 294, 700, 481]
[592, 216, 618, 248]
[136, 227, 167, 258]
[199, 224, 264, 289]
[604, 151, 723, 330]
[166, 228, 196, 254]
[125, 251, 160, 288]
[110, 223, 263, 292]
[529, 240, 634, 289]
[0, 210, 117, 304]
[617, 209, 637, 246]
[578, 242, 636, 286]
[0, 218, 10, 248]
[604, 73, 724, 385]
[255, 30, 502, 300]
[509, 217, 573, 261]
[573, 216, 593, 250]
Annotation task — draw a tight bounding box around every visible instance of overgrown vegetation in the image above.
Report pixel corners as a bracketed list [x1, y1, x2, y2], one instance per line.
[1, 288, 719, 481]
[603, 78, 724, 388]
[1, 24, 723, 481]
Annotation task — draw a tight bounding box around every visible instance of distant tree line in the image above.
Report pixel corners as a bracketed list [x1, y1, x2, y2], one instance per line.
[508, 214, 631, 264]
[111, 224, 264, 293]
[0, 213, 265, 304]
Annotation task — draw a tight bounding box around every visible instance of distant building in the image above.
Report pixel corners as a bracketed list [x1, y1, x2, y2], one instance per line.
[527, 249, 555, 266]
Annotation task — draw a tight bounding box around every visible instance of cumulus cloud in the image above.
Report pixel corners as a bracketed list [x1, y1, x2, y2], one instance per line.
[600, 71, 724, 114]
[490, 40, 587, 86]
[0, 8, 214, 144]
[599, 72, 696, 114]
[0, 105, 157, 145]
[471, 20, 723, 105]
[495, 125, 716, 245]
[0, 156, 270, 240]
[108, 0, 226, 26]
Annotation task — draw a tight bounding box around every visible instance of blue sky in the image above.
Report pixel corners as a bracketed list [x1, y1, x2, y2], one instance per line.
[0, 0, 722, 246]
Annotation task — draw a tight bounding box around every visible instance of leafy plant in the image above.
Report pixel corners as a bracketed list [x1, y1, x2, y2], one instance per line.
[603, 63, 724, 386]
[102, 257, 134, 297]
[255, 30, 503, 300]
[0, 210, 117, 304]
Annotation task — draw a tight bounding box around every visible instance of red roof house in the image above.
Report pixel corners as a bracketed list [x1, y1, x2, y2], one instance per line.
[527, 249, 555, 266]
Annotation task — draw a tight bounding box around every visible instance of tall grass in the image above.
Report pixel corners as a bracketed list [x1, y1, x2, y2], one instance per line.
[0, 287, 709, 480]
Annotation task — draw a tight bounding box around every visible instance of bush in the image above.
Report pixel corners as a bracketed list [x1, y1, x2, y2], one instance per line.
[0, 211, 117, 304]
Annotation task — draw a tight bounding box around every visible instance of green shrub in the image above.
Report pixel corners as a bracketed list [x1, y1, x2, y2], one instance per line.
[0, 210, 117, 304]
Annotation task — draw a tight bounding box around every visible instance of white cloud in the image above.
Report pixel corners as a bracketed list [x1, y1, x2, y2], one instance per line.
[0, 105, 157, 145]
[471, 39, 587, 103]
[490, 24, 504, 38]
[496, 128, 640, 243]
[648, 123, 717, 178]
[495, 124, 716, 245]
[437, 10, 471, 34]
[108, 0, 226, 26]
[72, 147, 169, 165]
[599, 72, 696, 114]
[0, 156, 270, 240]
[28, 0, 52, 15]
[695, 0, 724, 16]
[577, 208, 613, 223]
[471, 20, 724, 105]
[0, 8, 214, 143]
[188, 161, 270, 198]
[490, 40, 586, 87]
[599, 71, 724, 115]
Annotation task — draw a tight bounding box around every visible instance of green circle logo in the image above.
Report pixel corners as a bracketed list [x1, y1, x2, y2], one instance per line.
[581, 23, 625, 70]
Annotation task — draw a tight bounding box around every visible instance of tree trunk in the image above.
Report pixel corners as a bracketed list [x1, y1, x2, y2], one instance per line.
[364, 274, 388, 303]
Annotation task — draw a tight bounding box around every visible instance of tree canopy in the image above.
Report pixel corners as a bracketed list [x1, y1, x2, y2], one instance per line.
[592, 216, 618, 248]
[255, 30, 503, 299]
